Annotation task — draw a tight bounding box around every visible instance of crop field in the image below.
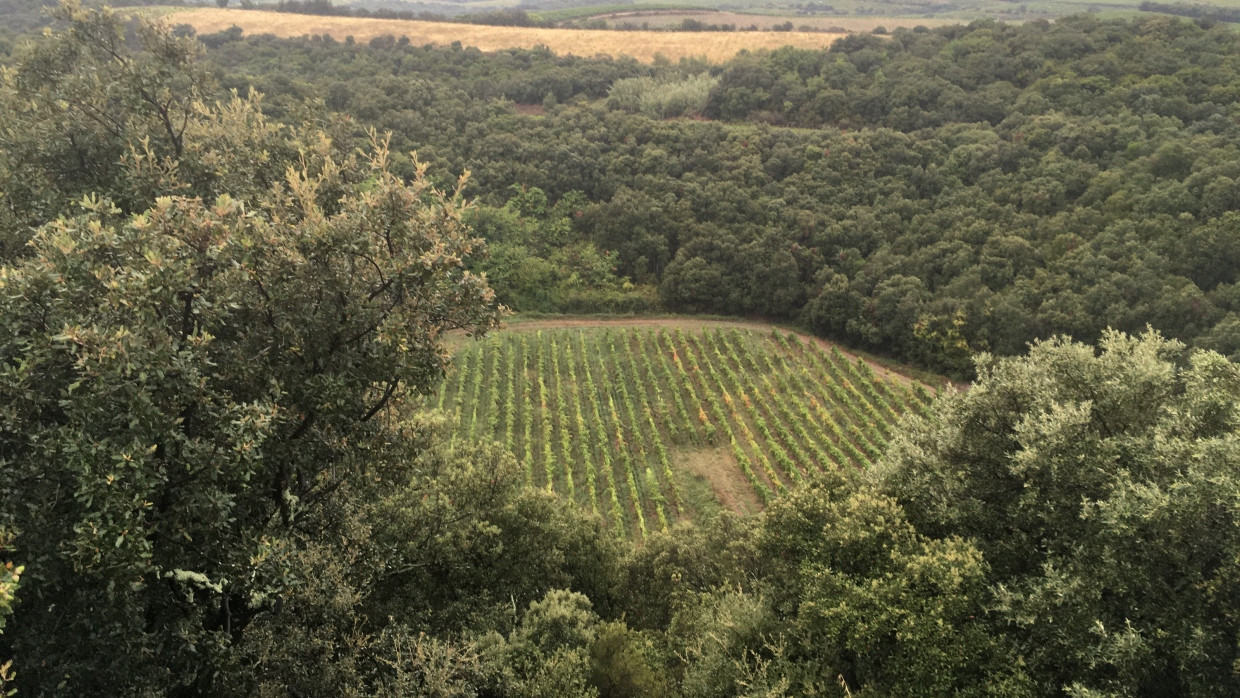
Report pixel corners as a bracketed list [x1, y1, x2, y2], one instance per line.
[579, 11, 960, 32]
[161, 8, 846, 62]
[429, 325, 933, 540]
[547, 0, 1240, 23]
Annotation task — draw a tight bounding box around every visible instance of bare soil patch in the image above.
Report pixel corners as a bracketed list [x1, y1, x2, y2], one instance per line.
[675, 447, 760, 515]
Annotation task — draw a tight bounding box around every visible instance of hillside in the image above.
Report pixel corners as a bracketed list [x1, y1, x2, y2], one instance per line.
[433, 323, 932, 536]
[189, 15, 1240, 378]
[6, 5, 1240, 697]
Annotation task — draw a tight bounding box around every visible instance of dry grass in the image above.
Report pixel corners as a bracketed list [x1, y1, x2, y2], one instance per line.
[161, 8, 845, 63]
[593, 11, 961, 32]
[676, 447, 760, 515]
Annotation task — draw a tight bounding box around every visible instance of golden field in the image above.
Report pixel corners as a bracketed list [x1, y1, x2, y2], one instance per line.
[159, 8, 845, 63]
[587, 12, 960, 32]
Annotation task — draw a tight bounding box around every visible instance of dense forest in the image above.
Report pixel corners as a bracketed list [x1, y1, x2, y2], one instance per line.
[180, 13, 1240, 376]
[2, 3, 1240, 697]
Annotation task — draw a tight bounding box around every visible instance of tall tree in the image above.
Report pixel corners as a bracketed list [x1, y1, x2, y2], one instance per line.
[0, 5, 504, 693]
[0, 0, 315, 258]
[876, 329, 1240, 695]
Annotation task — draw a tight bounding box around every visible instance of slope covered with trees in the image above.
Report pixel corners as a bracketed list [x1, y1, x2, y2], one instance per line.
[198, 15, 1240, 375]
[2, 4, 1240, 697]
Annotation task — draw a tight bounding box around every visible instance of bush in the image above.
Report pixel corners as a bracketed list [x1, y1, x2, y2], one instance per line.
[608, 73, 719, 120]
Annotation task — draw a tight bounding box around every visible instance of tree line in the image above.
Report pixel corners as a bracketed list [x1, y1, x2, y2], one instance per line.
[1138, 2, 1240, 24]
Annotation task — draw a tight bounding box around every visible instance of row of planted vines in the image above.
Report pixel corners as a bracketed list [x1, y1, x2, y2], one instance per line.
[429, 326, 934, 540]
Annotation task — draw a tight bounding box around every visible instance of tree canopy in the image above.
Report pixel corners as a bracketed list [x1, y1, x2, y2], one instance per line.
[876, 329, 1240, 695]
[192, 14, 1240, 375]
[3, 4, 1240, 696]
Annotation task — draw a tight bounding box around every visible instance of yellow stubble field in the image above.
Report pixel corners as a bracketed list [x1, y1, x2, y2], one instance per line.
[161, 8, 845, 63]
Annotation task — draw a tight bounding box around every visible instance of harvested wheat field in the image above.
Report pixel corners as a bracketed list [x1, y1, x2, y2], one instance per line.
[588, 10, 959, 33]
[161, 8, 845, 62]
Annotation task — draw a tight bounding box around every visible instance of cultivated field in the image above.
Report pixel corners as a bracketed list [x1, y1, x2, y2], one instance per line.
[584, 10, 960, 32]
[430, 325, 934, 540]
[162, 8, 846, 62]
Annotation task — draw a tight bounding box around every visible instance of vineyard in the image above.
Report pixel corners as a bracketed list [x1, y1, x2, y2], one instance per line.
[429, 325, 934, 540]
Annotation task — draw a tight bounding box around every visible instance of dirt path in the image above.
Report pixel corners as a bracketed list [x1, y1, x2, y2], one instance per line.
[503, 316, 926, 388]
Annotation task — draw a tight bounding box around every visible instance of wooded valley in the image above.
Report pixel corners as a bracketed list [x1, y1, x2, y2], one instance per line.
[1, 3, 1239, 696]
[185, 12, 1240, 376]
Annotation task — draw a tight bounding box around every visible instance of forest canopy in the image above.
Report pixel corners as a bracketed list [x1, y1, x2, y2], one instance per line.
[1, 3, 1239, 697]
[184, 12, 1240, 376]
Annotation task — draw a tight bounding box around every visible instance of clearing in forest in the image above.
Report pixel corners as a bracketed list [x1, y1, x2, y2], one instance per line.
[160, 8, 846, 63]
[429, 325, 934, 540]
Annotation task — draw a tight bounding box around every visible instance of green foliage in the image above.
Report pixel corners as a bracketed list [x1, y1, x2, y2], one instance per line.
[0, 5, 509, 693]
[220, 435, 621, 696]
[0, 530, 19, 697]
[663, 467, 1029, 696]
[616, 514, 756, 630]
[877, 329, 1240, 695]
[435, 326, 927, 539]
[608, 73, 719, 120]
[480, 590, 666, 698]
[751, 485, 1029, 695]
[577, 187, 686, 283]
[8, 6, 1240, 695]
[589, 620, 668, 698]
[1, 2, 200, 227]
[0, 532, 17, 637]
[0, 2, 340, 261]
[657, 469, 1032, 698]
[671, 590, 790, 698]
[192, 15, 1240, 375]
[0, 146, 497, 691]
[470, 187, 659, 313]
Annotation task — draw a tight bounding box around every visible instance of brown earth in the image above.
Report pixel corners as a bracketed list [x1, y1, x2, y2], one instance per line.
[675, 446, 760, 514]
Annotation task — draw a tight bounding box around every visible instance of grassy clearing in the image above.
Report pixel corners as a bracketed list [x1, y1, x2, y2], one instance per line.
[158, 7, 845, 62]
[430, 324, 935, 540]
